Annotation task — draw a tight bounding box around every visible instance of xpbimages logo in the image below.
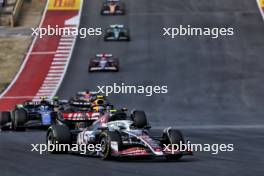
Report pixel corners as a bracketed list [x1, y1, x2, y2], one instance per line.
[163, 25, 234, 39]
[31, 142, 102, 155]
[163, 141, 234, 155]
[96, 83, 168, 96]
[31, 25, 102, 38]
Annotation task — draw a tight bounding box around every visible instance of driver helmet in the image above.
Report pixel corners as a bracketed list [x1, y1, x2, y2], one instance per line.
[83, 89, 92, 100]
[40, 96, 49, 106]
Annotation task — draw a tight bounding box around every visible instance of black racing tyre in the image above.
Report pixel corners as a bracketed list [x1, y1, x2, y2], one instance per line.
[113, 59, 119, 72]
[13, 109, 27, 131]
[104, 36, 109, 41]
[47, 125, 71, 154]
[88, 62, 94, 72]
[0, 111, 11, 130]
[50, 112, 58, 123]
[163, 129, 185, 160]
[99, 131, 122, 160]
[132, 111, 148, 128]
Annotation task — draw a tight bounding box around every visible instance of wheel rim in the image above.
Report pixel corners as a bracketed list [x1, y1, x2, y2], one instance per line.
[100, 137, 107, 153]
[47, 132, 54, 144]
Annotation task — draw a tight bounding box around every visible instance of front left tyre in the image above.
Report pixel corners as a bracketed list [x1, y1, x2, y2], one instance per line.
[99, 131, 122, 160]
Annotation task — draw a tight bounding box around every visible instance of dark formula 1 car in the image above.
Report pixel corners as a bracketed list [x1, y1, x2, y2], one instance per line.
[74, 90, 99, 101]
[0, 99, 57, 131]
[104, 24, 130, 41]
[47, 110, 192, 160]
[101, 0, 125, 15]
[55, 100, 102, 130]
[89, 54, 119, 72]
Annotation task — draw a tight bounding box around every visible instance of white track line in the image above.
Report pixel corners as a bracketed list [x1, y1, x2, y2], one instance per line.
[61, 38, 74, 42]
[53, 58, 68, 61]
[51, 62, 67, 65]
[42, 84, 58, 87]
[56, 50, 71, 53]
[47, 73, 63, 76]
[48, 69, 64, 72]
[50, 66, 66, 69]
[59, 42, 73, 46]
[43, 82, 60, 84]
[58, 46, 72, 49]
[55, 53, 69, 56]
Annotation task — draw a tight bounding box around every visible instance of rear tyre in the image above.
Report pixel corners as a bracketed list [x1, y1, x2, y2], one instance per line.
[88, 67, 92, 72]
[0, 112, 11, 130]
[47, 125, 71, 154]
[131, 111, 148, 128]
[113, 59, 119, 72]
[99, 131, 122, 160]
[88, 62, 93, 72]
[50, 112, 58, 124]
[163, 129, 184, 160]
[13, 109, 27, 131]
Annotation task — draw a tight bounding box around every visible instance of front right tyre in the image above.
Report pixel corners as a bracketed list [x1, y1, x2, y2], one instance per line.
[163, 129, 185, 160]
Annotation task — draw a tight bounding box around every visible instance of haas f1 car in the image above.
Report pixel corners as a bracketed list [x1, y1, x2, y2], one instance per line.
[101, 0, 125, 15]
[0, 99, 58, 131]
[47, 110, 192, 160]
[89, 54, 119, 72]
[104, 24, 130, 41]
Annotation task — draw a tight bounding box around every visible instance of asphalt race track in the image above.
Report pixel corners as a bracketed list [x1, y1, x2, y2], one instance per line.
[1, 0, 264, 175]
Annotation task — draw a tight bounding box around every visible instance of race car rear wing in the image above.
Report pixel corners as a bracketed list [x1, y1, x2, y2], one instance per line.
[96, 54, 113, 57]
[110, 24, 124, 28]
[61, 112, 100, 121]
[107, 0, 120, 2]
